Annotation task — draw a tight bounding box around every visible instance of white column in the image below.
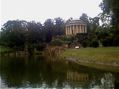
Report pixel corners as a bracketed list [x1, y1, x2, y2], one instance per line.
[78, 25, 80, 33]
[67, 26, 68, 35]
[84, 25, 86, 33]
[69, 26, 71, 35]
[79, 25, 81, 33]
[71, 26, 72, 35]
[85, 25, 87, 33]
[68, 26, 69, 35]
[70, 26, 71, 35]
[73, 25, 75, 35]
[74, 25, 76, 34]
[76, 25, 78, 34]
[65, 26, 67, 35]
[84, 25, 85, 33]
[82, 25, 84, 33]
[81, 25, 83, 33]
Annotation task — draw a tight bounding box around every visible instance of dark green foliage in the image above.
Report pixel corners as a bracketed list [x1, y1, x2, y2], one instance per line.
[112, 35, 119, 46]
[54, 17, 65, 36]
[51, 35, 72, 44]
[35, 43, 47, 51]
[27, 44, 34, 55]
[0, 20, 27, 48]
[51, 39, 64, 46]
[75, 33, 88, 43]
[98, 0, 119, 47]
[82, 40, 89, 48]
[90, 39, 99, 48]
[101, 36, 112, 47]
[26, 21, 43, 43]
[0, 18, 65, 50]
[100, 0, 119, 28]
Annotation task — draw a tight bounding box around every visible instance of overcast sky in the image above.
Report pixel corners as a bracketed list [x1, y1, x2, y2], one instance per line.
[1, 0, 102, 27]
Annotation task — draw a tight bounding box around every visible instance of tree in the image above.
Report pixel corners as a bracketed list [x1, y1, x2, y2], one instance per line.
[54, 17, 65, 36]
[99, 0, 119, 46]
[80, 13, 90, 33]
[80, 13, 89, 24]
[89, 17, 100, 32]
[0, 20, 27, 48]
[44, 19, 54, 43]
[26, 21, 43, 43]
[99, 0, 119, 29]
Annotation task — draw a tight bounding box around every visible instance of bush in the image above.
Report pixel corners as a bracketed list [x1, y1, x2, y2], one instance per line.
[82, 40, 89, 48]
[102, 37, 113, 47]
[50, 39, 64, 46]
[113, 36, 119, 46]
[35, 43, 46, 51]
[27, 44, 34, 55]
[90, 39, 99, 48]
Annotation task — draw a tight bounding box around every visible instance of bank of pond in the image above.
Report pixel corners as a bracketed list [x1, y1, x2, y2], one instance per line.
[0, 45, 64, 57]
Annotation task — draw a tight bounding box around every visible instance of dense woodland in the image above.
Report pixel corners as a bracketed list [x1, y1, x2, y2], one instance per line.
[0, 0, 119, 52]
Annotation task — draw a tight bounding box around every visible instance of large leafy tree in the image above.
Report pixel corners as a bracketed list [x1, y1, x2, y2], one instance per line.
[0, 20, 27, 47]
[43, 19, 54, 43]
[54, 17, 65, 36]
[100, 0, 119, 29]
[80, 13, 90, 32]
[26, 21, 43, 43]
[0, 20, 44, 48]
[99, 0, 119, 46]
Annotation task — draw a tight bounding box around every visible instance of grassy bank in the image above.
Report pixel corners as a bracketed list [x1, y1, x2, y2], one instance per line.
[62, 47, 119, 72]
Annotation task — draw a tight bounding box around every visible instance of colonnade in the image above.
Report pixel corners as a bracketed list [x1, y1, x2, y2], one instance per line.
[65, 25, 87, 35]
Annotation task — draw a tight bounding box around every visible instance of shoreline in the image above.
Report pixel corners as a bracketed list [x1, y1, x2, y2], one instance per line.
[65, 57, 119, 73]
[62, 47, 119, 72]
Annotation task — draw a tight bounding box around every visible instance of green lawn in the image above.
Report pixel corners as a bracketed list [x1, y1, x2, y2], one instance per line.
[62, 47, 119, 63]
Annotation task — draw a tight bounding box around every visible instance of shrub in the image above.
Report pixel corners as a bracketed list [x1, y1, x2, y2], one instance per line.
[113, 36, 119, 46]
[102, 37, 113, 47]
[90, 39, 99, 47]
[50, 39, 64, 46]
[82, 40, 89, 48]
[27, 44, 34, 55]
[35, 43, 46, 51]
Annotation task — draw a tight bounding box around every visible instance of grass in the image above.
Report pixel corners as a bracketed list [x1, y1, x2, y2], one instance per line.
[62, 47, 119, 62]
[0, 46, 11, 53]
[61, 47, 119, 72]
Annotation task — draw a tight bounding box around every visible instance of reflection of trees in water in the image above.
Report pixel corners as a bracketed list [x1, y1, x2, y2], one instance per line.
[0, 56, 69, 88]
[101, 73, 114, 89]
[0, 56, 118, 89]
[0, 56, 90, 88]
[89, 73, 115, 89]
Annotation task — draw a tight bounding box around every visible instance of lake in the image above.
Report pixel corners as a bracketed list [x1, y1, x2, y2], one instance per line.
[0, 56, 119, 89]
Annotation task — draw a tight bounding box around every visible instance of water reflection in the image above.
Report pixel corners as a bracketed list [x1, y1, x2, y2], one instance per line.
[100, 73, 114, 89]
[0, 56, 119, 88]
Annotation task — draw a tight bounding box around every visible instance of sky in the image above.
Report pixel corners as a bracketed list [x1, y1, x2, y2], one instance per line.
[0, 0, 102, 27]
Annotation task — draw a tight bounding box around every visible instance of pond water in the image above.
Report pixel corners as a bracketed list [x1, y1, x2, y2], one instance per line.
[0, 56, 119, 89]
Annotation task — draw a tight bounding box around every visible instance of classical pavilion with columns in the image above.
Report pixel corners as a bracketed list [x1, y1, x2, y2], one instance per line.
[65, 19, 87, 35]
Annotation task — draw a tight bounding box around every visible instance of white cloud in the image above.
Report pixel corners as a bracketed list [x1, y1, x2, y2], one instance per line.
[1, 0, 102, 26]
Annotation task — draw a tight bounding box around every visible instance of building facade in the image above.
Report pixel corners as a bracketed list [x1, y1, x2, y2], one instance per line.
[65, 20, 87, 35]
